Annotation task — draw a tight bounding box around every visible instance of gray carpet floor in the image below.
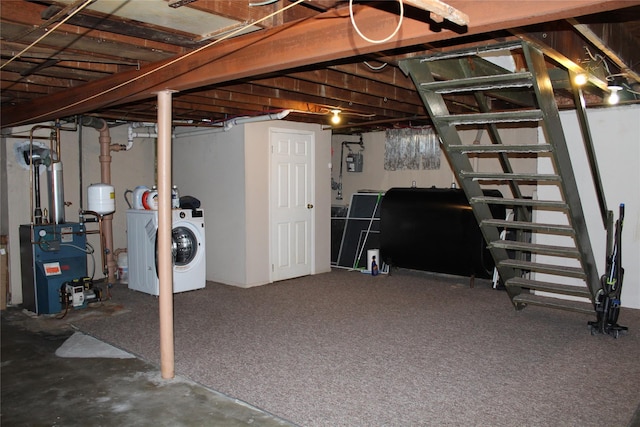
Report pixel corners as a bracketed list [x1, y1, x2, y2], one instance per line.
[73, 269, 640, 427]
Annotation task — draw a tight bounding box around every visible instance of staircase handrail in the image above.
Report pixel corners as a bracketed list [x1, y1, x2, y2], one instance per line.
[569, 70, 611, 229]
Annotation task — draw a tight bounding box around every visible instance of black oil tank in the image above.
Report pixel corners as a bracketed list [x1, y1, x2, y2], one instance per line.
[380, 187, 505, 279]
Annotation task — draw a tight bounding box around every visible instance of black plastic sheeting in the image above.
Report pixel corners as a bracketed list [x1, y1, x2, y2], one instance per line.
[380, 187, 505, 279]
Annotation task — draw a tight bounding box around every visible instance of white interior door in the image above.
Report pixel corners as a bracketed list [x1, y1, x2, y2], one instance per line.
[270, 129, 314, 282]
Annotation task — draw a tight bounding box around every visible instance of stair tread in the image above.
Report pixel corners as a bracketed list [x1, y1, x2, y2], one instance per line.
[506, 277, 591, 297]
[460, 171, 560, 181]
[419, 72, 533, 94]
[435, 110, 543, 125]
[471, 196, 568, 209]
[512, 292, 594, 314]
[448, 144, 552, 153]
[482, 219, 575, 235]
[490, 240, 580, 257]
[499, 259, 586, 278]
[417, 40, 524, 62]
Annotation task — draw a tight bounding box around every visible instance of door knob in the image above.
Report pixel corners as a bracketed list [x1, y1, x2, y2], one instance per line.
[307, 203, 314, 209]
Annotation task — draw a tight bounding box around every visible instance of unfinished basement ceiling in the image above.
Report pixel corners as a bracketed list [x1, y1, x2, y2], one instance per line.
[1, 0, 639, 134]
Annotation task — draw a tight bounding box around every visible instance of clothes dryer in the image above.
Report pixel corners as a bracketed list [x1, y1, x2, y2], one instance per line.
[127, 209, 206, 295]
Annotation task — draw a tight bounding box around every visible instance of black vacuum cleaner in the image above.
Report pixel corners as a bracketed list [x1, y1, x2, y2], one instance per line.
[589, 203, 628, 338]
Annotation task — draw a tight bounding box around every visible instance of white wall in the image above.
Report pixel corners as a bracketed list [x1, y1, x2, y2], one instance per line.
[173, 119, 331, 288]
[562, 105, 639, 309]
[172, 125, 247, 286]
[245, 121, 332, 284]
[5, 107, 635, 307]
[331, 127, 537, 205]
[3, 122, 156, 304]
[332, 110, 639, 309]
[331, 132, 449, 203]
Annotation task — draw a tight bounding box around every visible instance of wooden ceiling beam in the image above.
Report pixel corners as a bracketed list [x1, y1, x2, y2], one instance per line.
[328, 63, 416, 91]
[1, 75, 76, 93]
[223, 79, 417, 118]
[176, 90, 321, 118]
[0, 21, 176, 63]
[571, 18, 640, 84]
[0, 2, 184, 56]
[286, 68, 423, 106]
[249, 75, 422, 115]
[2, 59, 111, 81]
[2, 0, 632, 127]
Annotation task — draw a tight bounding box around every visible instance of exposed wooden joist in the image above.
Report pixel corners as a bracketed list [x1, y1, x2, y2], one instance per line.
[1, 40, 140, 67]
[0, 1, 183, 57]
[249, 75, 422, 115]
[570, 18, 640, 84]
[0, 21, 176, 63]
[188, 0, 316, 28]
[286, 68, 423, 106]
[2, 0, 632, 127]
[329, 63, 417, 90]
[179, 87, 330, 117]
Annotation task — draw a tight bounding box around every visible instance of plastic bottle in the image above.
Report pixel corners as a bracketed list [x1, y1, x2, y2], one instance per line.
[172, 185, 180, 209]
[142, 186, 158, 210]
[117, 252, 128, 284]
[371, 256, 379, 276]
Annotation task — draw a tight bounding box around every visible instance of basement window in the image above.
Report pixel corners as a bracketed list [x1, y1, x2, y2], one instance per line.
[384, 127, 441, 170]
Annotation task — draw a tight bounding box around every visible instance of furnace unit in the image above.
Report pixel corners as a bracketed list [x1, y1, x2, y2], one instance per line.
[19, 223, 88, 314]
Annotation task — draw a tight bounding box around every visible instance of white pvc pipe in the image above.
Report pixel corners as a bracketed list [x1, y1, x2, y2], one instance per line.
[127, 124, 175, 147]
[157, 90, 175, 380]
[174, 110, 291, 138]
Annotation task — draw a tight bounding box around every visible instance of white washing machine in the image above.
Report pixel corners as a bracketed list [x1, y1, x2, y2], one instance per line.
[127, 208, 206, 295]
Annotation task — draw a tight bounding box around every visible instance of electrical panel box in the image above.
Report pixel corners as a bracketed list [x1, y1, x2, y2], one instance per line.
[346, 152, 363, 172]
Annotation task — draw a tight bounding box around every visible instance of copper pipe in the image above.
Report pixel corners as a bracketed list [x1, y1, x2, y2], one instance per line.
[82, 210, 107, 278]
[81, 117, 117, 284]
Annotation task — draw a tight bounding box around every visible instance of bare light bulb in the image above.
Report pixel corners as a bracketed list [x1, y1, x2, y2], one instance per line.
[608, 86, 622, 105]
[331, 110, 341, 125]
[574, 73, 588, 86]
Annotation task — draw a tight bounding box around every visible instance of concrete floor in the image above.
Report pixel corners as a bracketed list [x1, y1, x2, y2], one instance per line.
[1, 307, 296, 427]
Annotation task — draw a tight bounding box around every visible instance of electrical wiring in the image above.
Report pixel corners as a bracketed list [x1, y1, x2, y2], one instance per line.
[85, 241, 96, 280]
[16, 0, 309, 126]
[249, 0, 279, 6]
[363, 61, 388, 71]
[583, 47, 639, 98]
[349, 0, 404, 44]
[583, 46, 614, 80]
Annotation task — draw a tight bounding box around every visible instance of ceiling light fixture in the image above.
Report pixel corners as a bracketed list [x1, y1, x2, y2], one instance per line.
[573, 73, 588, 86]
[331, 110, 341, 125]
[607, 85, 622, 105]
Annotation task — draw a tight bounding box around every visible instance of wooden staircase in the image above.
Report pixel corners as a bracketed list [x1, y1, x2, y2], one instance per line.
[399, 40, 611, 315]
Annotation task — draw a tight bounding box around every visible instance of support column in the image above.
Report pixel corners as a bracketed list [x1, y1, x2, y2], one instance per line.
[157, 90, 175, 379]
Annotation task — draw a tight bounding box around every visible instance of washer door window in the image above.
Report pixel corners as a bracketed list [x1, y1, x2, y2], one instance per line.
[155, 226, 198, 276]
[172, 226, 197, 266]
